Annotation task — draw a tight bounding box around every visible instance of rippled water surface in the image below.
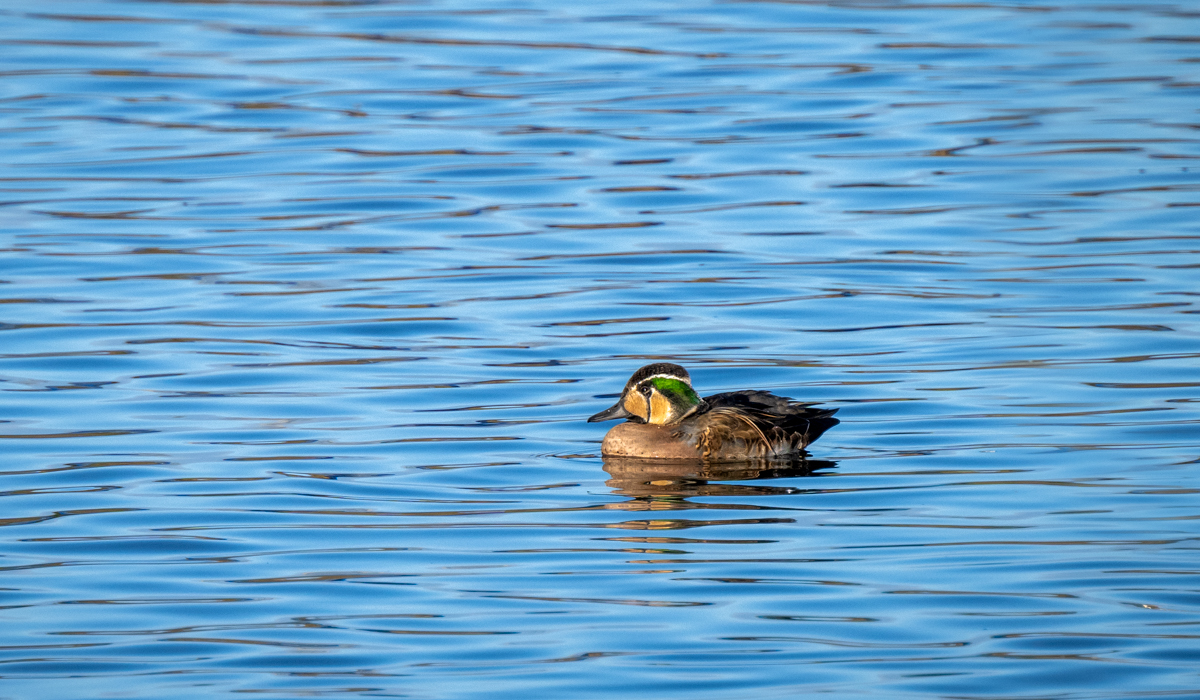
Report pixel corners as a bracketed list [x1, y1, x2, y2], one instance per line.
[3, 0, 1200, 697]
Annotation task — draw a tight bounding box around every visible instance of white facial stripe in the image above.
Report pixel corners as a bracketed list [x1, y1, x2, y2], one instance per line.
[639, 373, 692, 386]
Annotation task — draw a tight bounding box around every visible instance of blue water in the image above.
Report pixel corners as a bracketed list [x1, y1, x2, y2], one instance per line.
[2, 1, 1199, 698]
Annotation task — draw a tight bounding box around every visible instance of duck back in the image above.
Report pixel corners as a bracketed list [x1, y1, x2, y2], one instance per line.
[677, 391, 839, 459]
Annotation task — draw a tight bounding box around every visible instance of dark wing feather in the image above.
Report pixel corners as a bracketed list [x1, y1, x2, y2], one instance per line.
[696, 391, 839, 456]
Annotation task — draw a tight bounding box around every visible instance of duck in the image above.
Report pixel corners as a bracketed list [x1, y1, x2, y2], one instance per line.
[588, 362, 839, 461]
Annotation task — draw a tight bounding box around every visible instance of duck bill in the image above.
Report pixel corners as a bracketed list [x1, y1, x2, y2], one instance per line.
[588, 400, 633, 423]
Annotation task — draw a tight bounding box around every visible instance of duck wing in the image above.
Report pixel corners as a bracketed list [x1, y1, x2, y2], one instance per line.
[694, 391, 839, 456]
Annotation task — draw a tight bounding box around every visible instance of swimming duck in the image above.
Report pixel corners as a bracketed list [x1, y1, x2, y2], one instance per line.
[588, 363, 838, 461]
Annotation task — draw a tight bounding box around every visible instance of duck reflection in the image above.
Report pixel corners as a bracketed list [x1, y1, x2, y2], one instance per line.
[602, 455, 836, 510]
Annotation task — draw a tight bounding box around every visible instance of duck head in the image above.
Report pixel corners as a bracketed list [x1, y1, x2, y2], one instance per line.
[588, 362, 704, 426]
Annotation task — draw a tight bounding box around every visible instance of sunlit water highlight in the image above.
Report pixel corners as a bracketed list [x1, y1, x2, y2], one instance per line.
[1, 0, 1199, 698]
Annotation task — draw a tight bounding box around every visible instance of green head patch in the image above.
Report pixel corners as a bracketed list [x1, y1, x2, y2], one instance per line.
[649, 377, 700, 406]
